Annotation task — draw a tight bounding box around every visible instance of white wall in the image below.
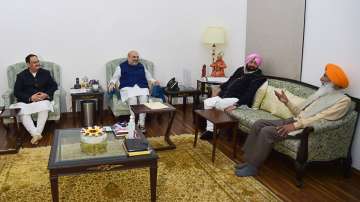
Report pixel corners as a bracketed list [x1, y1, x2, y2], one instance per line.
[0, 0, 247, 111]
[302, 0, 360, 169]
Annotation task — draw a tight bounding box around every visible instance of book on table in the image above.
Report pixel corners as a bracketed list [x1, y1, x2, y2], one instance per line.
[112, 122, 128, 138]
[123, 139, 151, 156]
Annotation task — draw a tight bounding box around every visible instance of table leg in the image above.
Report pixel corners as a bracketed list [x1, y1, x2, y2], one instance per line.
[192, 95, 199, 123]
[98, 96, 104, 125]
[154, 111, 176, 151]
[182, 96, 186, 111]
[169, 95, 172, 105]
[50, 172, 59, 202]
[150, 161, 158, 202]
[232, 125, 237, 158]
[193, 113, 199, 147]
[212, 126, 219, 163]
[14, 117, 22, 151]
[72, 97, 76, 126]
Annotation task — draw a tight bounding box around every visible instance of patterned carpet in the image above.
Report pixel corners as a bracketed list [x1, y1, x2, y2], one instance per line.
[0, 134, 281, 201]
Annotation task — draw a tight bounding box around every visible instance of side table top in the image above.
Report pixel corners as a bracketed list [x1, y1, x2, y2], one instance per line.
[70, 88, 104, 96]
[194, 109, 238, 124]
[164, 85, 201, 94]
[131, 102, 176, 114]
[0, 108, 20, 118]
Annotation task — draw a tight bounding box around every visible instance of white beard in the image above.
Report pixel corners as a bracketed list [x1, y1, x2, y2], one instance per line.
[300, 82, 338, 109]
[312, 82, 336, 98]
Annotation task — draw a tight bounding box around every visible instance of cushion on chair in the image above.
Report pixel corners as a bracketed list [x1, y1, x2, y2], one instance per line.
[230, 105, 280, 133]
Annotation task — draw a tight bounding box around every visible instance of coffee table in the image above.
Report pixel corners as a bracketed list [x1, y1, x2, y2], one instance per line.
[48, 128, 158, 202]
[193, 109, 239, 162]
[130, 103, 176, 151]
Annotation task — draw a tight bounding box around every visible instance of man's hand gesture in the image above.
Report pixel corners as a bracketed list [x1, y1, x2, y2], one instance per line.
[31, 93, 42, 102]
[274, 90, 289, 105]
[31, 92, 49, 102]
[38, 92, 49, 100]
[276, 123, 295, 137]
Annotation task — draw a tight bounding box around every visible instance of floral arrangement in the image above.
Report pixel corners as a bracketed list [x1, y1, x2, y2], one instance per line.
[89, 79, 99, 86]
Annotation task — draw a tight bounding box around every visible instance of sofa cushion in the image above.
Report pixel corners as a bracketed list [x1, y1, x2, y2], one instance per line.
[230, 106, 280, 133]
[251, 81, 268, 109]
[259, 86, 305, 119]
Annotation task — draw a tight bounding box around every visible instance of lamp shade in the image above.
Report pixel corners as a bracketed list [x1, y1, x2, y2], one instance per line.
[203, 26, 225, 44]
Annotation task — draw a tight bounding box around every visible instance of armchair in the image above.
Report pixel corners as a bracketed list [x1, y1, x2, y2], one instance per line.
[106, 58, 162, 117]
[1, 61, 61, 124]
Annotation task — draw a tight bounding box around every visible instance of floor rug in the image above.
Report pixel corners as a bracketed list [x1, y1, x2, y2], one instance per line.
[0, 134, 281, 201]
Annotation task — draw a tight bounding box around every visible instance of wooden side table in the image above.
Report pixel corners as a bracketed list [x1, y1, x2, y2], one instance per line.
[196, 79, 224, 98]
[164, 85, 201, 111]
[0, 108, 22, 154]
[70, 88, 104, 126]
[193, 109, 239, 162]
[130, 103, 177, 151]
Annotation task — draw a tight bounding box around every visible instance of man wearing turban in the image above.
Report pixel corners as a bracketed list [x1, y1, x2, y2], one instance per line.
[201, 53, 267, 140]
[235, 64, 351, 177]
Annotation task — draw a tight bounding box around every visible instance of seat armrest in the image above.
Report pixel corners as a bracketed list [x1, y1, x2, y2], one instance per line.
[311, 111, 357, 134]
[53, 89, 60, 101]
[2, 90, 15, 107]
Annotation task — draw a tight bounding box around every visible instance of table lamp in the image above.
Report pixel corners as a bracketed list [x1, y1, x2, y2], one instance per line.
[203, 26, 225, 62]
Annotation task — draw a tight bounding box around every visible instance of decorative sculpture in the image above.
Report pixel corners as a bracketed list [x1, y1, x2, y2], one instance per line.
[210, 52, 227, 77]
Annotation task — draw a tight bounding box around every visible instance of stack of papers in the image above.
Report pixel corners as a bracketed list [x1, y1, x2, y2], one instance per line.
[206, 77, 229, 83]
[144, 102, 168, 110]
[70, 88, 91, 94]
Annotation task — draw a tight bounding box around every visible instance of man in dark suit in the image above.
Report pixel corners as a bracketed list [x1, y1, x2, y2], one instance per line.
[201, 53, 266, 140]
[12, 54, 58, 144]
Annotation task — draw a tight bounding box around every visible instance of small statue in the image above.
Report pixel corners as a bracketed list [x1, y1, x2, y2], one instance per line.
[201, 64, 206, 78]
[210, 52, 227, 77]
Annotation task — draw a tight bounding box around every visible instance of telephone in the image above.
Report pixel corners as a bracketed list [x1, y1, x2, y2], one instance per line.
[166, 77, 179, 91]
[74, 78, 81, 89]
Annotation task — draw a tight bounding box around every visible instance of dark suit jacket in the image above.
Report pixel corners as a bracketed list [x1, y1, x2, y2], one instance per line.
[219, 67, 266, 107]
[14, 68, 58, 103]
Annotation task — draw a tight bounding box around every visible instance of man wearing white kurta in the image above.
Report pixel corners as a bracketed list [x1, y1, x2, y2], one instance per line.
[11, 54, 58, 144]
[109, 50, 159, 131]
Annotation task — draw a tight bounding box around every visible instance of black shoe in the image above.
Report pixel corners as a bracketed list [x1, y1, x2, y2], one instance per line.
[200, 131, 213, 140]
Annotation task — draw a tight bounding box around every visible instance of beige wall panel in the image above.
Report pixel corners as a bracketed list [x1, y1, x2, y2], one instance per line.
[246, 0, 305, 80]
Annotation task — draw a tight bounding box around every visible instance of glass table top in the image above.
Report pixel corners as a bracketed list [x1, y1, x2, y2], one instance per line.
[54, 129, 127, 163]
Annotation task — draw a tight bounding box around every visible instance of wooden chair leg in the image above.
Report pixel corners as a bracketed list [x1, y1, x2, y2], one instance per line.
[343, 155, 352, 178]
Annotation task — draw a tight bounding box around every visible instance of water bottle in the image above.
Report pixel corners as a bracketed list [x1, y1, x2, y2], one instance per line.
[128, 115, 135, 139]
